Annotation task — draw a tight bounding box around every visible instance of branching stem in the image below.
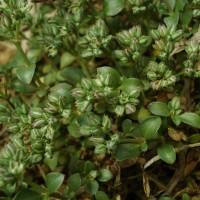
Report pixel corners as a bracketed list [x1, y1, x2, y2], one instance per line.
[144, 142, 200, 169]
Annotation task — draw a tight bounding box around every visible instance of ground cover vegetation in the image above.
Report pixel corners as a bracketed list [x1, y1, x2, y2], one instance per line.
[0, 0, 200, 199]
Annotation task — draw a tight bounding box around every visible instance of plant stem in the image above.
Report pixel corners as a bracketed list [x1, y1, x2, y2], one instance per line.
[15, 42, 31, 67]
[23, 177, 47, 193]
[14, 21, 31, 67]
[144, 142, 200, 169]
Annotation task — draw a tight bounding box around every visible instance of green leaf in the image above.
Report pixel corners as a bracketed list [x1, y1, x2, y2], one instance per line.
[157, 4, 169, 15]
[115, 143, 140, 161]
[182, 193, 190, 200]
[180, 112, 200, 129]
[157, 144, 176, 164]
[13, 189, 42, 200]
[97, 66, 121, 88]
[67, 173, 82, 192]
[60, 67, 85, 85]
[84, 161, 96, 174]
[98, 169, 113, 182]
[44, 151, 59, 171]
[11, 79, 37, 93]
[85, 180, 99, 196]
[140, 116, 161, 140]
[188, 134, 200, 143]
[104, 0, 125, 16]
[45, 172, 65, 193]
[50, 83, 72, 100]
[148, 101, 170, 117]
[95, 191, 110, 200]
[166, 0, 176, 10]
[122, 119, 133, 133]
[175, 0, 186, 11]
[164, 12, 179, 27]
[60, 52, 75, 68]
[68, 122, 81, 138]
[16, 63, 36, 84]
[137, 106, 150, 123]
[171, 115, 181, 126]
[181, 7, 193, 26]
[120, 78, 143, 94]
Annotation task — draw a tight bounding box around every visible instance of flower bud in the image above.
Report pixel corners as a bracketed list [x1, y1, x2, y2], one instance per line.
[31, 154, 43, 164]
[72, 88, 85, 99]
[171, 97, 181, 110]
[135, 26, 142, 38]
[147, 71, 157, 81]
[32, 118, 46, 128]
[29, 107, 43, 118]
[125, 103, 136, 114]
[2, 16, 12, 28]
[102, 115, 112, 130]
[158, 25, 168, 37]
[81, 78, 92, 90]
[0, 102, 8, 112]
[171, 30, 183, 41]
[31, 141, 44, 153]
[117, 32, 130, 46]
[89, 137, 105, 144]
[62, 109, 71, 118]
[0, 112, 10, 123]
[48, 93, 59, 104]
[8, 124, 19, 133]
[31, 129, 43, 139]
[139, 36, 151, 46]
[88, 170, 98, 179]
[12, 138, 24, 149]
[114, 105, 125, 116]
[150, 29, 160, 40]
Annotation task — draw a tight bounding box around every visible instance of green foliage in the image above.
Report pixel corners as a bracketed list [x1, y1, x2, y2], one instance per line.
[0, 0, 200, 199]
[45, 172, 65, 193]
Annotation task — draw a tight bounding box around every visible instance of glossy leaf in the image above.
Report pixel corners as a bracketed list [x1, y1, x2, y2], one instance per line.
[104, 0, 125, 16]
[115, 143, 140, 161]
[140, 116, 161, 140]
[45, 172, 65, 193]
[157, 144, 176, 164]
[148, 102, 170, 117]
[16, 63, 36, 84]
[180, 112, 200, 129]
[85, 180, 99, 196]
[67, 173, 82, 192]
[96, 191, 110, 200]
[13, 189, 42, 200]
